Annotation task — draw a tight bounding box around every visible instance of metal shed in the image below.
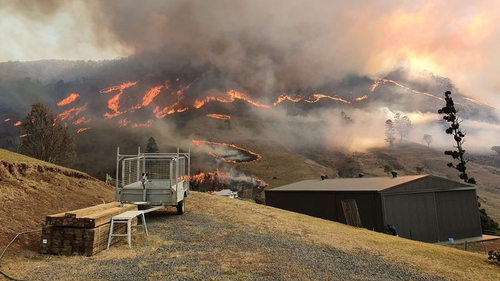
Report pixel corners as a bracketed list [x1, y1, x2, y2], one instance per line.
[265, 175, 482, 242]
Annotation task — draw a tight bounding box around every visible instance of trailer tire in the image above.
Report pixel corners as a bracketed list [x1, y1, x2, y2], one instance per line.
[177, 200, 185, 215]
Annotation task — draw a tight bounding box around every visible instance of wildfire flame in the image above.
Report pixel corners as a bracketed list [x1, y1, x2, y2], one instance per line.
[57, 93, 80, 107]
[13, 121, 22, 126]
[118, 118, 131, 128]
[206, 114, 231, 120]
[190, 169, 267, 189]
[131, 119, 153, 129]
[101, 81, 138, 119]
[192, 140, 261, 164]
[4, 118, 11, 122]
[58, 103, 87, 121]
[76, 127, 91, 133]
[20, 133, 28, 138]
[72, 116, 91, 125]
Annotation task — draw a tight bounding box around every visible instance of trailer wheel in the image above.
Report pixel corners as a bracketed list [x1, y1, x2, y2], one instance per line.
[176, 199, 185, 215]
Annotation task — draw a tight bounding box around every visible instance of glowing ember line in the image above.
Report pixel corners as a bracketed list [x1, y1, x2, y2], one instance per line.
[190, 169, 267, 188]
[462, 97, 498, 109]
[76, 127, 91, 133]
[13, 121, 22, 126]
[57, 93, 80, 107]
[101, 81, 138, 119]
[58, 103, 87, 121]
[272, 94, 303, 106]
[193, 90, 270, 109]
[4, 118, 11, 122]
[72, 116, 91, 125]
[131, 119, 153, 129]
[100, 81, 138, 94]
[353, 95, 369, 101]
[192, 140, 261, 164]
[20, 133, 28, 138]
[206, 114, 231, 120]
[118, 118, 131, 128]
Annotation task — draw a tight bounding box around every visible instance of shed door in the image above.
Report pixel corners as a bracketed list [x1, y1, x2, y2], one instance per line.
[341, 199, 362, 227]
[383, 193, 439, 242]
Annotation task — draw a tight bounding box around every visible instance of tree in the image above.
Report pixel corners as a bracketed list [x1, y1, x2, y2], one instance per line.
[394, 113, 412, 140]
[438, 91, 499, 233]
[492, 146, 500, 156]
[437, 91, 475, 184]
[19, 103, 76, 165]
[341, 111, 353, 124]
[384, 119, 396, 146]
[383, 165, 393, 175]
[423, 134, 433, 147]
[145, 137, 159, 153]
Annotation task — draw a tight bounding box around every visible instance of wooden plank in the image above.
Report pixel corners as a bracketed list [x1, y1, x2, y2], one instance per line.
[40, 219, 138, 256]
[46, 204, 137, 228]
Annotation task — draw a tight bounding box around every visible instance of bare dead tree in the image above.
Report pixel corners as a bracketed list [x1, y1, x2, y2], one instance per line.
[394, 113, 412, 140]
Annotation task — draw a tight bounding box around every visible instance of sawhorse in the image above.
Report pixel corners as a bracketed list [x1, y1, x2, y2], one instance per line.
[107, 210, 148, 249]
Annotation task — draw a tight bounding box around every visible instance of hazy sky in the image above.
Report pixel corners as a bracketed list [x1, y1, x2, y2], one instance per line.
[1, 0, 499, 106]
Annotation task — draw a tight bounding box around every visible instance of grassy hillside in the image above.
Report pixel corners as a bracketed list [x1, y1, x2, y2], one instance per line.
[2, 192, 499, 280]
[0, 149, 115, 247]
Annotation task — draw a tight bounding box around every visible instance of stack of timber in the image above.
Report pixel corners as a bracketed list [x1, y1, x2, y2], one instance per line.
[41, 202, 138, 256]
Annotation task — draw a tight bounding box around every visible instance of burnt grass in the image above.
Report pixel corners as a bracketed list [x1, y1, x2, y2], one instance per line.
[25, 209, 446, 281]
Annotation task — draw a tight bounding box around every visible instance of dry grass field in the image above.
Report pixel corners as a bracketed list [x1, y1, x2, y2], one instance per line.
[1, 192, 499, 280]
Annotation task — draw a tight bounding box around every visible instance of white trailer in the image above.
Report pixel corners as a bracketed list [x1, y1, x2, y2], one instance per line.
[115, 147, 190, 214]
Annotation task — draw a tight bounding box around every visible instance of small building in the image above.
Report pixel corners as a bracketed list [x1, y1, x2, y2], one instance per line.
[265, 175, 482, 243]
[214, 189, 238, 199]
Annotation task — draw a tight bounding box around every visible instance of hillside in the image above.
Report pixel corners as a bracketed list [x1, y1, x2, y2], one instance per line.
[1, 192, 499, 280]
[0, 149, 115, 247]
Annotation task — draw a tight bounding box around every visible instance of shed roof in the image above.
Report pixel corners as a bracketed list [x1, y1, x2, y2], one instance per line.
[267, 175, 474, 192]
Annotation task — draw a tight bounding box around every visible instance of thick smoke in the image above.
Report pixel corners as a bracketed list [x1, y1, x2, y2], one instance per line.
[2, 0, 500, 105]
[2, 0, 500, 180]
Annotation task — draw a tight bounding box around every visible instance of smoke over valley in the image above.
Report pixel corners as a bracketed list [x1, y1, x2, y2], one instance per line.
[1, 0, 500, 188]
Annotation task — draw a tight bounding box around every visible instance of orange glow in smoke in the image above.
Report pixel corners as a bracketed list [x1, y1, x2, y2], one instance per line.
[58, 103, 87, 121]
[13, 121, 22, 126]
[76, 127, 91, 133]
[72, 116, 91, 125]
[206, 114, 231, 120]
[57, 93, 80, 107]
[192, 140, 262, 164]
[118, 118, 131, 128]
[131, 119, 153, 129]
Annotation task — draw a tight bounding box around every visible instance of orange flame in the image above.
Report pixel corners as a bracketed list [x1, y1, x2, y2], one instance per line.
[100, 81, 138, 94]
[193, 90, 270, 109]
[101, 81, 138, 119]
[206, 114, 231, 120]
[20, 133, 28, 138]
[57, 93, 80, 107]
[190, 169, 268, 188]
[58, 103, 87, 121]
[353, 95, 369, 101]
[4, 118, 11, 122]
[131, 119, 153, 129]
[192, 140, 261, 164]
[13, 121, 22, 126]
[72, 116, 91, 125]
[177, 107, 188, 113]
[76, 127, 91, 133]
[118, 118, 131, 128]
